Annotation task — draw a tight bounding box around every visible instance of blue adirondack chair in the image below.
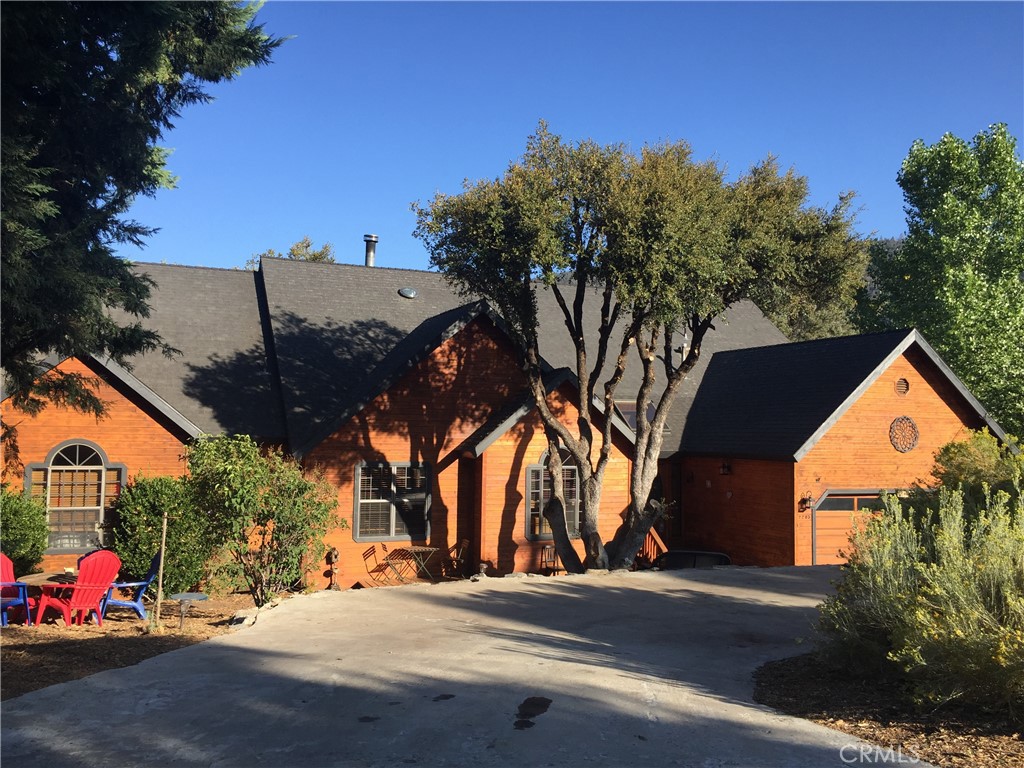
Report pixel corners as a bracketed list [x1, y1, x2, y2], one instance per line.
[1, 552, 33, 626]
[101, 551, 161, 620]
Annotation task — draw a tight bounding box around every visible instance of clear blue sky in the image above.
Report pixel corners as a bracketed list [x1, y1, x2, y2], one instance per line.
[116, 1, 1024, 272]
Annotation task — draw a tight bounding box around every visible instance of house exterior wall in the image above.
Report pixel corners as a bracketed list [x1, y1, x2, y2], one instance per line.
[305, 317, 525, 586]
[680, 456, 795, 565]
[793, 348, 986, 564]
[477, 385, 632, 575]
[305, 318, 635, 587]
[1, 357, 188, 572]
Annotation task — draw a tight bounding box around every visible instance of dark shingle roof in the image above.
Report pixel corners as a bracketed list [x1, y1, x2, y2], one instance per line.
[128, 263, 287, 441]
[680, 329, 1007, 460]
[116, 257, 787, 456]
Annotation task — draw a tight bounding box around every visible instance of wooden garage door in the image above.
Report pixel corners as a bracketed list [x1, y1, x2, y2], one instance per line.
[813, 494, 881, 565]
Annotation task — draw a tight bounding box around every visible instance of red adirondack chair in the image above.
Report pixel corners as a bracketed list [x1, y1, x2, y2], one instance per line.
[35, 549, 121, 627]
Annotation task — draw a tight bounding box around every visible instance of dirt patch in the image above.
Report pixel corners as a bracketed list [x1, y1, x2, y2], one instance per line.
[1, 593, 256, 701]
[754, 653, 1023, 768]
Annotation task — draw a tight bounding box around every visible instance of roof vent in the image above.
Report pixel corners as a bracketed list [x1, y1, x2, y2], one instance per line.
[363, 234, 378, 267]
[398, 287, 417, 299]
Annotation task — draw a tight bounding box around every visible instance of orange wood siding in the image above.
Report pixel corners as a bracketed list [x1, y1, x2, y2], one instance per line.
[306, 317, 528, 586]
[306, 317, 635, 586]
[2, 358, 188, 483]
[794, 349, 987, 565]
[680, 456, 795, 566]
[2, 357, 188, 571]
[477, 383, 632, 575]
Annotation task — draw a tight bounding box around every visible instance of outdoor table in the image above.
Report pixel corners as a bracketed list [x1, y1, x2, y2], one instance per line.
[169, 592, 208, 630]
[386, 546, 439, 582]
[18, 572, 76, 597]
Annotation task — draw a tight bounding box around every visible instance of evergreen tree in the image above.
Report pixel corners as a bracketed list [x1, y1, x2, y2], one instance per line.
[1, 2, 283, 420]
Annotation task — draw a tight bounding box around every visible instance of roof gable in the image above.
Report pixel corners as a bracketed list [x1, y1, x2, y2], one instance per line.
[292, 302, 505, 458]
[681, 329, 1008, 461]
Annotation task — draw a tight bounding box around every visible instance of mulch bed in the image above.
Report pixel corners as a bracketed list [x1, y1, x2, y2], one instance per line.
[754, 653, 1023, 768]
[1, 592, 254, 701]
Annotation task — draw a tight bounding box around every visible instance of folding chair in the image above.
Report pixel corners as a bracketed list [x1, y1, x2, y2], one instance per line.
[362, 546, 395, 586]
[444, 539, 469, 579]
[540, 545, 562, 576]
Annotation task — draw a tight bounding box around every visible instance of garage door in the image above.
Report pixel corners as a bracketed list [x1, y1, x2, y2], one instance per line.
[812, 493, 881, 565]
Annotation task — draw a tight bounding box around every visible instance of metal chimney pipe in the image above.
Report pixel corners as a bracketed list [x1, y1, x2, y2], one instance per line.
[363, 234, 378, 267]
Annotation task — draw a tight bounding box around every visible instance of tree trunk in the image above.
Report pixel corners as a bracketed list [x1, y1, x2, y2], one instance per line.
[542, 436, 585, 573]
[578, 475, 609, 569]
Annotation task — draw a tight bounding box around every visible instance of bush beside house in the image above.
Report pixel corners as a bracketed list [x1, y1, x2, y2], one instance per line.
[819, 430, 1024, 719]
[0, 487, 48, 575]
[187, 435, 341, 607]
[112, 475, 216, 596]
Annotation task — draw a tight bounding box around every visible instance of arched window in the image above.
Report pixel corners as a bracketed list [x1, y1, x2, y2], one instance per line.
[26, 441, 125, 552]
[526, 448, 580, 540]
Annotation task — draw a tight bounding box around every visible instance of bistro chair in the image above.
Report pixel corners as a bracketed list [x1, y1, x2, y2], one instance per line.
[362, 546, 395, 586]
[443, 539, 469, 579]
[102, 550, 162, 620]
[35, 549, 121, 627]
[540, 545, 562, 576]
[1, 552, 33, 626]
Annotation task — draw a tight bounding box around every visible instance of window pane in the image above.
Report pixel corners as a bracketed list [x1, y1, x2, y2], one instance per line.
[855, 496, 882, 511]
[393, 466, 428, 539]
[358, 501, 392, 537]
[360, 466, 391, 500]
[357, 463, 430, 539]
[817, 496, 856, 511]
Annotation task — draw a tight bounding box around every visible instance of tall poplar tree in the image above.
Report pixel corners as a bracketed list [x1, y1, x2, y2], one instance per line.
[861, 124, 1024, 435]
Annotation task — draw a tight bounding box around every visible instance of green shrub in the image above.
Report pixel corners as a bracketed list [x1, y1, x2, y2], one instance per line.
[186, 435, 342, 607]
[0, 486, 49, 574]
[819, 488, 1024, 718]
[904, 429, 1022, 519]
[111, 475, 215, 596]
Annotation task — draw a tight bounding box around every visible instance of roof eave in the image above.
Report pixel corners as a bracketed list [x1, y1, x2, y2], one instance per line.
[792, 330, 1011, 461]
[89, 355, 203, 439]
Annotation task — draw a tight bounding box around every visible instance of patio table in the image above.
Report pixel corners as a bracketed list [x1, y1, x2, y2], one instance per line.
[18, 572, 77, 598]
[384, 546, 439, 583]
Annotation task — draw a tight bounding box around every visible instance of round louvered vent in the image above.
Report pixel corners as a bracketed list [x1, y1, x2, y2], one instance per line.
[895, 378, 910, 396]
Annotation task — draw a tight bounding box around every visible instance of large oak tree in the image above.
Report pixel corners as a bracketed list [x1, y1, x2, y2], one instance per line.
[415, 124, 866, 570]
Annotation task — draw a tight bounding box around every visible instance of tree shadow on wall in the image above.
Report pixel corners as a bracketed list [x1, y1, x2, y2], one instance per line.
[183, 308, 531, 565]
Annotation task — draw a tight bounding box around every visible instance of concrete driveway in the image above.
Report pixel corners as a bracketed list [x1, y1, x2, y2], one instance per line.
[1, 567, 897, 767]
